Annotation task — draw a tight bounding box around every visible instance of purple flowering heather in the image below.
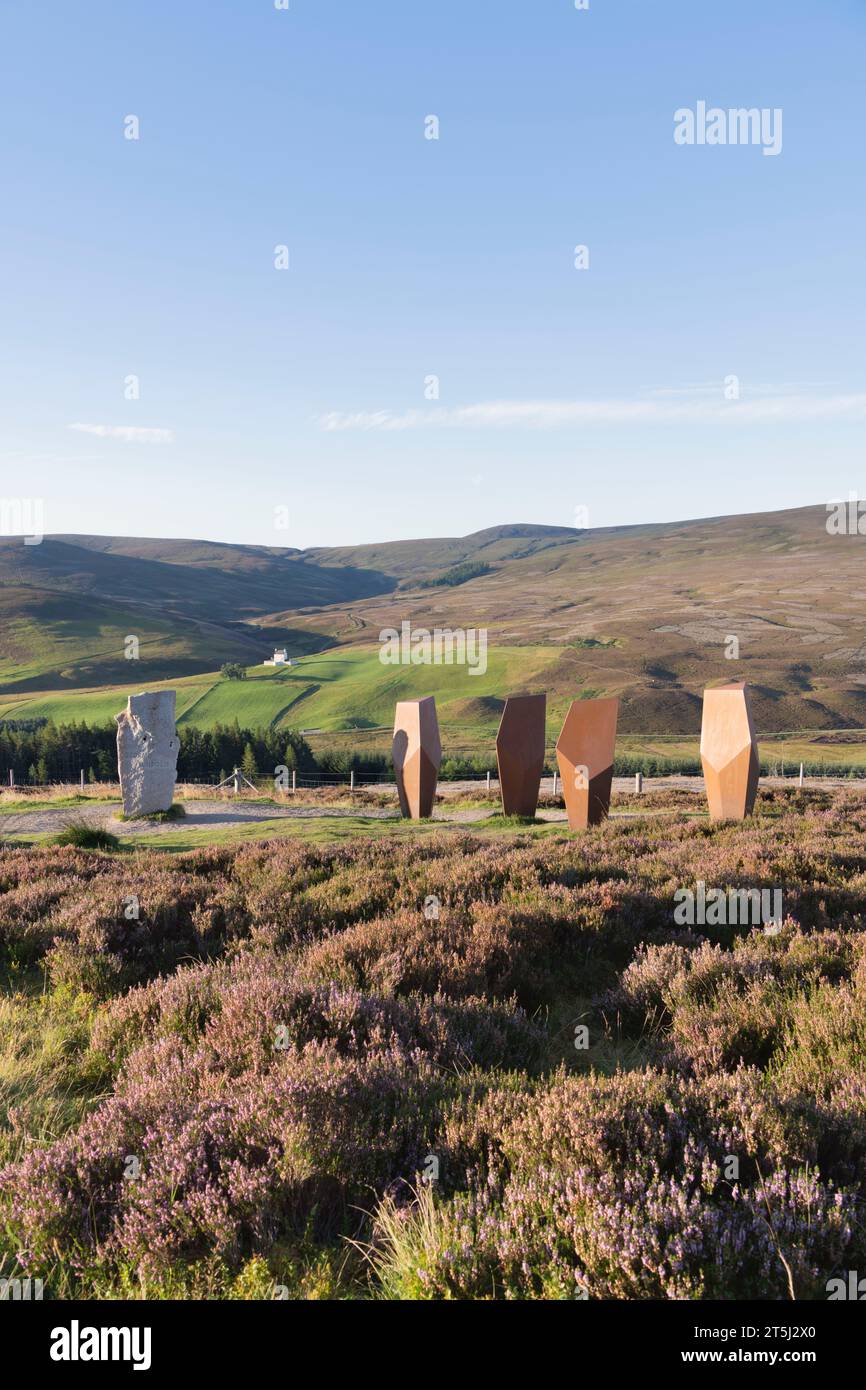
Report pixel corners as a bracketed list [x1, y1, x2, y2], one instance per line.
[2, 788, 866, 1297]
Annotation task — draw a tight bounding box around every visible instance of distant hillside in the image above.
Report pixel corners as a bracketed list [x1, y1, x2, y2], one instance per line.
[0, 535, 393, 692]
[0, 535, 393, 618]
[303, 523, 580, 584]
[277, 505, 866, 733]
[2, 507, 866, 733]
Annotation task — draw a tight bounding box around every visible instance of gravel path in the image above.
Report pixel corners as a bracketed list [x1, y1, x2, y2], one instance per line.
[2, 774, 834, 839]
[0, 800, 399, 837]
[0, 799, 578, 837]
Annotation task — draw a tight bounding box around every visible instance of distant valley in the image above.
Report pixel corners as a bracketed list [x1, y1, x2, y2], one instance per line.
[2, 505, 865, 737]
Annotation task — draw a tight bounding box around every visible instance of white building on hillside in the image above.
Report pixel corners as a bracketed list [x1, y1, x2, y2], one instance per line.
[264, 648, 292, 667]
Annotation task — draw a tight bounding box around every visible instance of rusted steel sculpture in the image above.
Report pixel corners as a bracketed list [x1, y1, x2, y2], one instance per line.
[496, 693, 546, 817]
[700, 681, 759, 821]
[393, 696, 441, 818]
[555, 696, 619, 830]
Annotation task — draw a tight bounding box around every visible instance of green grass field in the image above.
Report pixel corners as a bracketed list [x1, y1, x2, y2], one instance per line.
[0, 645, 566, 735]
[0, 675, 214, 726]
[5, 644, 866, 775]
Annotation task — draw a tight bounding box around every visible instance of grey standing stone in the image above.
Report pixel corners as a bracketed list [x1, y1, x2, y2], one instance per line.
[115, 691, 179, 816]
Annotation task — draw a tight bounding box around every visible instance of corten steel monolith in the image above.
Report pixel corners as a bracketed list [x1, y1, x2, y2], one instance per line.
[393, 697, 441, 819]
[496, 693, 546, 817]
[700, 681, 759, 821]
[555, 696, 619, 830]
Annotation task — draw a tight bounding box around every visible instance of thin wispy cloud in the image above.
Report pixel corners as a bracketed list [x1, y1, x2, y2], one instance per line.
[67, 423, 175, 443]
[639, 381, 839, 399]
[319, 392, 866, 432]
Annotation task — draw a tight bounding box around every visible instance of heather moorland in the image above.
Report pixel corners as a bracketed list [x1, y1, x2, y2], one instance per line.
[2, 786, 865, 1300]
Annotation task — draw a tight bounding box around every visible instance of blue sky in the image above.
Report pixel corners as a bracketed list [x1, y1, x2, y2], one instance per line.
[0, 0, 864, 548]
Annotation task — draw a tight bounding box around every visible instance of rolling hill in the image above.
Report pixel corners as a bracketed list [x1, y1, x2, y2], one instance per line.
[0, 536, 391, 691]
[0, 535, 394, 615]
[265, 505, 866, 733]
[2, 505, 866, 735]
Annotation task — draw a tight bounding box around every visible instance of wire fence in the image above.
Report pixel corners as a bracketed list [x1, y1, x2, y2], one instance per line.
[6, 769, 866, 800]
[5, 758, 866, 795]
